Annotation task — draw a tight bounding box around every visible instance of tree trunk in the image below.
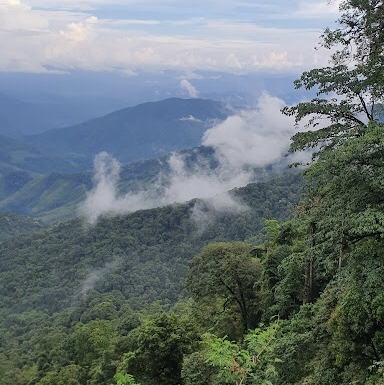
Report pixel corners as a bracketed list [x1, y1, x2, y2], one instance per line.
[303, 221, 316, 304]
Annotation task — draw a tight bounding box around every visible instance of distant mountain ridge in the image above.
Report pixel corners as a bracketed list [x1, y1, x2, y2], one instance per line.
[0, 134, 88, 176]
[25, 97, 230, 165]
[0, 145, 290, 223]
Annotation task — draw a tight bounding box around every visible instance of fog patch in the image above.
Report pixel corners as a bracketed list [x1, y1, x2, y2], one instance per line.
[180, 79, 198, 98]
[78, 152, 121, 225]
[80, 93, 300, 224]
[191, 192, 248, 229]
[76, 256, 122, 301]
[178, 115, 202, 122]
[161, 152, 251, 203]
[203, 92, 294, 168]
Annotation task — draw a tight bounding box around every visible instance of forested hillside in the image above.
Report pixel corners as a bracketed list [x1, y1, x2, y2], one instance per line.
[0, 134, 88, 175]
[0, 146, 287, 223]
[2, 2, 384, 385]
[0, 212, 44, 242]
[0, 173, 302, 384]
[25, 98, 229, 165]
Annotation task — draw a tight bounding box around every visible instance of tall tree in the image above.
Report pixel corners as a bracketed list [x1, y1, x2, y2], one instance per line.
[281, 0, 384, 303]
[278, 1, 384, 382]
[186, 242, 262, 337]
[283, 0, 384, 158]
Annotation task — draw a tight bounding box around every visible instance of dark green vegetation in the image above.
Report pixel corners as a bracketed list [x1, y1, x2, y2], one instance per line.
[0, 212, 44, 242]
[0, 146, 288, 223]
[25, 98, 229, 166]
[2, 2, 384, 384]
[0, 170, 92, 222]
[0, 173, 302, 385]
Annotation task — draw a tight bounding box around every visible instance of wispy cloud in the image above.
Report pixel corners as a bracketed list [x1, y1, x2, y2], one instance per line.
[180, 79, 198, 98]
[75, 256, 122, 301]
[79, 93, 300, 224]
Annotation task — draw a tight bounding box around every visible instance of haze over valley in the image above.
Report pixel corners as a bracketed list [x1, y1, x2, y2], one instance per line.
[3, 2, 384, 385]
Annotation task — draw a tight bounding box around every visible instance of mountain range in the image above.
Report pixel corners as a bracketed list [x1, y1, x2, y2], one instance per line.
[0, 98, 237, 222]
[0, 96, 297, 224]
[24, 98, 230, 166]
[0, 90, 305, 385]
[0, 70, 314, 138]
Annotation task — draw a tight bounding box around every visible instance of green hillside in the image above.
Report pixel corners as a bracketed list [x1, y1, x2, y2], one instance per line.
[0, 171, 92, 222]
[0, 135, 88, 175]
[0, 172, 302, 313]
[0, 146, 288, 223]
[2, 3, 384, 385]
[0, 212, 44, 242]
[25, 98, 230, 165]
[0, 173, 302, 384]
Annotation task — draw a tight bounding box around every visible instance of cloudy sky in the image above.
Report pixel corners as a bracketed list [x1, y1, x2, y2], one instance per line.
[0, 0, 342, 74]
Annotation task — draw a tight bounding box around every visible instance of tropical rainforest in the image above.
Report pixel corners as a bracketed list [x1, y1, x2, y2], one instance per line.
[1, 1, 384, 384]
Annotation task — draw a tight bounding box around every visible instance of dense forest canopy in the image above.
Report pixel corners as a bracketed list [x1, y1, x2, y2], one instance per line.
[2, 1, 384, 384]
[0, 174, 302, 385]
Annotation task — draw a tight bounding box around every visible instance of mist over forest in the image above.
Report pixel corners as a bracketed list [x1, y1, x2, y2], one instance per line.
[1, 1, 384, 385]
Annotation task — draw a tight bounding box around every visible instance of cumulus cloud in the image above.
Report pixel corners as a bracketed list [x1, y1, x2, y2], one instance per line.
[0, 0, 48, 31]
[180, 79, 198, 97]
[203, 92, 294, 167]
[59, 16, 98, 43]
[79, 93, 300, 224]
[0, 0, 339, 73]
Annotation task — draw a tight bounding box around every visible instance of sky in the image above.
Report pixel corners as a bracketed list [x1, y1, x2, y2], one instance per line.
[0, 0, 342, 74]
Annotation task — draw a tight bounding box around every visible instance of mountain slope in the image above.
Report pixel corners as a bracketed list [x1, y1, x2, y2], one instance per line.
[25, 98, 230, 164]
[0, 212, 44, 242]
[0, 172, 302, 383]
[0, 134, 88, 175]
[0, 172, 303, 315]
[0, 146, 290, 223]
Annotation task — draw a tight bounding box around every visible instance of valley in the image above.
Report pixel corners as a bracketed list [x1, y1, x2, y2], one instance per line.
[1, 1, 384, 382]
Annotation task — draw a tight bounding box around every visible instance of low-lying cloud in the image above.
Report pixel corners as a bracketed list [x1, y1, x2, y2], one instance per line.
[202, 92, 294, 168]
[79, 93, 299, 224]
[180, 79, 198, 97]
[75, 257, 122, 301]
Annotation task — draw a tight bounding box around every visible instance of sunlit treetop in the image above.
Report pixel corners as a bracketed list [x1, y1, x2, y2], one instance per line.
[283, 0, 384, 158]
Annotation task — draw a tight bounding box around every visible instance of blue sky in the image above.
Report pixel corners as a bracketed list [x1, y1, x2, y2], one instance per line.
[0, 0, 342, 74]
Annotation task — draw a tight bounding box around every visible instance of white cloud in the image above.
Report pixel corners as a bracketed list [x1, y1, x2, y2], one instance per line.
[180, 79, 198, 97]
[0, 0, 341, 73]
[190, 194, 248, 228]
[296, 0, 341, 17]
[0, 0, 28, 10]
[59, 16, 98, 42]
[0, 0, 48, 31]
[178, 115, 202, 122]
[202, 92, 295, 168]
[78, 152, 122, 225]
[79, 93, 300, 224]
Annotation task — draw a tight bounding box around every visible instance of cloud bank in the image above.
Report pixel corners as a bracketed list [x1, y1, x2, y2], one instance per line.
[79, 93, 300, 224]
[0, 0, 340, 73]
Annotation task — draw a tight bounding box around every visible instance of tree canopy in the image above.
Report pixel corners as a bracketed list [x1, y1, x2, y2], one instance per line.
[3, 1, 384, 385]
